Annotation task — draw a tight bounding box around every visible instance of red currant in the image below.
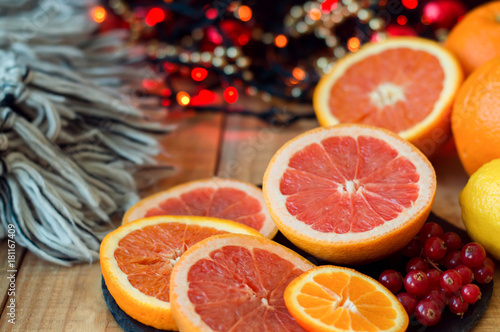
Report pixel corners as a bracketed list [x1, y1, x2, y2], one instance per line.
[455, 265, 474, 285]
[440, 270, 462, 293]
[461, 242, 486, 268]
[474, 264, 494, 284]
[378, 270, 403, 294]
[397, 292, 417, 315]
[424, 237, 447, 261]
[449, 294, 469, 316]
[425, 288, 447, 310]
[484, 257, 495, 270]
[415, 299, 442, 326]
[444, 250, 462, 270]
[406, 257, 429, 273]
[426, 269, 441, 289]
[401, 237, 422, 258]
[442, 232, 463, 251]
[419, 222, 444, 241]
[404, 270, 429, 296]
[461, 284, 481, 304]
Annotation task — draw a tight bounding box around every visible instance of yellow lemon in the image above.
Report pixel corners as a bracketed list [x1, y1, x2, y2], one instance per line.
[460, 158, 500, 260]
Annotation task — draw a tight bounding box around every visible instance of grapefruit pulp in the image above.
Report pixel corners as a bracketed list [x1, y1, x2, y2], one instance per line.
[170, 233, 316, 332]
[122, 178, 278, 238]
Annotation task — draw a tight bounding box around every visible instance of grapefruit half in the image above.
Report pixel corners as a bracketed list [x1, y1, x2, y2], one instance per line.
[313, 37, 463, 156]
[170, 233, 315, 332]
[122, 178, 278, 238]
[100, 216, 262, 330]
[263, 124, 436, 265]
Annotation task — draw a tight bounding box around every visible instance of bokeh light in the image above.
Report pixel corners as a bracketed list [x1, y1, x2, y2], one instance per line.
[309, 8, 322, 21]
[347, 37, 361, 52]
[177, 91, 191, 106]
[292, 67, 306, 81]
[402, 0, 418, 10]
[274, 34, 288, 48]
[145, 7, 165, 26]
[238, 5, 252, 22]
[92, 6, 106, 23]
[224, 87, 238, 104]
[206, 8, 218, 20]
[191, 67, 208, 81]
[397, 15, 408, 25]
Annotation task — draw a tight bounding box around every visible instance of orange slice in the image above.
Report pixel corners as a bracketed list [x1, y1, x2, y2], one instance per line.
[122, 177, 278, 238]
[100, 216, 262, 330]
[263, 124, 436, 265]
[284, 266, 409, 332]
[313, 37, 463, 156]
[169, 233, 315, 332]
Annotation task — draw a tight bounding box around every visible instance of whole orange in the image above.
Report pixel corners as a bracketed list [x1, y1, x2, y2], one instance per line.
[446, 1, 500, 75]
[452, 58, 500, 175]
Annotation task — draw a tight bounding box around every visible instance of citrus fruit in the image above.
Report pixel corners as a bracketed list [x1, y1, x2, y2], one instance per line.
[460, 158, 500, 260]
[263, 124, 436, 265]
[100, 216, 262, 330]
[446, 1, 500, 75]
[169, 233, 315, 332]
[313, 37, 463, 156]
[452, 57, 500, 175]
[122, 177, 278, 238]
[284, 265, 409, 332]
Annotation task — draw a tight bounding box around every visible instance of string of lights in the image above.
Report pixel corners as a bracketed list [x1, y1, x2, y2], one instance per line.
[91, 0, 484, 123]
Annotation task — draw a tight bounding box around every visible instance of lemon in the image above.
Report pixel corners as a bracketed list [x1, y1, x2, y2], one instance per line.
[460, 158, 500, 260]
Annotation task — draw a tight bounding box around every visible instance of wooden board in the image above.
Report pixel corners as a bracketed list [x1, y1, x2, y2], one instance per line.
[217, 114, 318, 183]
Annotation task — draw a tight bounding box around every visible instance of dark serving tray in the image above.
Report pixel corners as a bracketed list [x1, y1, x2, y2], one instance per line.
[102, 213, 493, 332]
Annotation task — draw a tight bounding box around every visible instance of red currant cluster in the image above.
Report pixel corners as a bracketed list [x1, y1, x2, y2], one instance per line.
[378, 222, 495, 327]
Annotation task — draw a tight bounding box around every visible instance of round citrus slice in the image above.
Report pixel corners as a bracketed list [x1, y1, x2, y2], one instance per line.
[284, 266, 409, 332]
[122, 178, 278, 238]
[170, 233, 315, 332]
[313, 37, 463, 156]
[263, 124, 436, 265]
[100, 216, 262, 330]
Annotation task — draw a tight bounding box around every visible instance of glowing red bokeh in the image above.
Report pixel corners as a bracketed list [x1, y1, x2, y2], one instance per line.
[224, 87, 238, 104]
[145, 7, 165, 26]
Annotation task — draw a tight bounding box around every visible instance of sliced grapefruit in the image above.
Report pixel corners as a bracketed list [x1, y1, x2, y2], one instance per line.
[170, 233, 315, 332]
[100, 216, 262, 330]
[122, 178, 278, 238]
[263, 124, 436, 265]
[313, 37, 463, 156]
[284, 266, 408, 332]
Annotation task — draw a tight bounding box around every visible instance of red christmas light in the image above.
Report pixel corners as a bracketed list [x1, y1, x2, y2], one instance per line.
[238, 34, 249, 46]
[206, 8, 218, 20]
[224, 87, 238, 104]
[321, 0, 338, 13]
[191, 68, 208, 81]
[191, 89, 217, 106]
[397, 15, 408, 25]
[402, 0, 418, 10]
[145, 8, 165, 26]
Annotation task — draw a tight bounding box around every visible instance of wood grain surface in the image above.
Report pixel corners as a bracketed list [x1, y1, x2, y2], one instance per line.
[0, 111, 498, 331]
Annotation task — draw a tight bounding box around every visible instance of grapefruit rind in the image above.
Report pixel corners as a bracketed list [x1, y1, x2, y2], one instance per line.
[263, 124, 436, 265]
[284, 265, 409, 332]
[122, 177, 278, 239]
[313, 37, 463, 154]
[169, 233, 316, 332]
[100, 216, 262, 331]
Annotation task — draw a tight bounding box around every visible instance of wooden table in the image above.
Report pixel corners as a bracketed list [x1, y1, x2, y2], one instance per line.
[1, 110, 499, 331]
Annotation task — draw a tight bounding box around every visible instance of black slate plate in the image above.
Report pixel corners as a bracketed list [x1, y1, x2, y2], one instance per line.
[102, 213, 493, 332]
